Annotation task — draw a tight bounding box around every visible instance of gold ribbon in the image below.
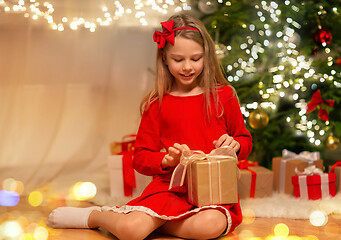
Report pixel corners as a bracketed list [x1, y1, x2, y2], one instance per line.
[169, 146, 238, 190]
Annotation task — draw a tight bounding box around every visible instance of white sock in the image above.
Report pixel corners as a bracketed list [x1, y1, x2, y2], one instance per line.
[47, 206, 101, 229]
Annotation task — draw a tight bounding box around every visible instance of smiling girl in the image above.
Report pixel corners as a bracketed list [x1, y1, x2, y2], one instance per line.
[47, 14, 252, 240]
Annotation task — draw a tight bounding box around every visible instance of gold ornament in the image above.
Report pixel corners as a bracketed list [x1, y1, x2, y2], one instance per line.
[325, 135, 340, 150]
[248, 109, 269, 129]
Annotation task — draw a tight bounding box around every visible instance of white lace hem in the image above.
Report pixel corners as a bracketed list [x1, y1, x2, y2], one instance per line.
[101, 205, 232, 235]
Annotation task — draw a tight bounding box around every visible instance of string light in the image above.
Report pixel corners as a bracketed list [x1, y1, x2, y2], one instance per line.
[0, 0, 191, 31]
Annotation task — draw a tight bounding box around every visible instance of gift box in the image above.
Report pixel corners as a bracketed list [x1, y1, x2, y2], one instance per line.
[238, 165, 273, 199]
[329, 161, 341, 193]
[292, 173, 336, 200]
[110, 134, 136, 155]
[108, 155, 152, 198]
[272, 149, 323, 195]
[169, 147, 239, 207]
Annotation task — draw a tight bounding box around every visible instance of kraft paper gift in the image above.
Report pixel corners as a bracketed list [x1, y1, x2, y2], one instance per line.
[169, 146, 239, 207]
[272, 149, 323, 195]
[329, 161, 341, 193]
[238, 166, 273, 199]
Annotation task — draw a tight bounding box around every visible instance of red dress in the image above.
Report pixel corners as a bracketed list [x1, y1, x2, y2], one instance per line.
[108, 86, 252, 235]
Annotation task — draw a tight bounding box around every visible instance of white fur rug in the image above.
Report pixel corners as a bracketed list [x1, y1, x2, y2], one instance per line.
[92, 193, 341, 220]
[240, 193, 341, 219]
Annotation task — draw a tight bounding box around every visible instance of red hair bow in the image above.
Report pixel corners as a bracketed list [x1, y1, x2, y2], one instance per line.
[153, 20, 199, 49]
[153, 21, 176, 49]
[306, 90, 335, 121]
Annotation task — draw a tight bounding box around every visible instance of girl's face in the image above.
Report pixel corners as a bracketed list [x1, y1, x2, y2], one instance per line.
[164, 36, 204, 93]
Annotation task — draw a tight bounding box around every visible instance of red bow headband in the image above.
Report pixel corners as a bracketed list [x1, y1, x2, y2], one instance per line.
[306, 90, 335, 121]
[153, 20, 199, 49]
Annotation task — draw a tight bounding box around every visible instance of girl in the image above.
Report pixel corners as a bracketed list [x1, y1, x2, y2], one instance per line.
[47, 14, 252, 240]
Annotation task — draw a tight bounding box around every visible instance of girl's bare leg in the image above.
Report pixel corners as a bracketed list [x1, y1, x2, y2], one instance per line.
[88, 210, 166, 240]
[158, 209, 227, 240]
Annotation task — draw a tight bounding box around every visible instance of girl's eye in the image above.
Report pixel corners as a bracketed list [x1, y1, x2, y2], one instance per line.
[174, 59, 182, 62]
[192, 58, 201, 62]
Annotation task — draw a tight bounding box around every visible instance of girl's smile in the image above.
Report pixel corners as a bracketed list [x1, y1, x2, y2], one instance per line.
[164, 36, 204, 94]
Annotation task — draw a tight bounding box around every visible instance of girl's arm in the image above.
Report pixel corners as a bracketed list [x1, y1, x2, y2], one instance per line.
[133, 104, 171, 176]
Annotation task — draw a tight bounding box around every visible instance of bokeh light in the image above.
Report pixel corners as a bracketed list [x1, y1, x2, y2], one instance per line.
[0, 220, 23, 239]
[28, 191, 44, 207]
[309, 210, 328, 226]
[71, 182, 97, 201]
[0, 190, 20, 207]
[34, 226, 49, 240]
[273, 223, 289, 237]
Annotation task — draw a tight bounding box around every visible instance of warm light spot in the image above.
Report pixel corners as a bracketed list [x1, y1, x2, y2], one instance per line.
[305, 235, 319, 240]
[309, 210, 328, 226]
[20, 233, 34, 240]
[28, 191, 44, 207]
[274, 223, 289, 237]
[72, 182, 97, 201]
[34, 226, 49, 240]
[242, 208, 255, 224]
[1, 220, 23, 238]
[239, 229, 254, 239]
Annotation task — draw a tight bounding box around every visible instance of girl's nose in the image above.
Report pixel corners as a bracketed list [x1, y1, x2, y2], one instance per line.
[182, 61, 192, 71]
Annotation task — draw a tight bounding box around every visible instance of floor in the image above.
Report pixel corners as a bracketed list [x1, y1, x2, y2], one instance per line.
[1, 200, 340, 240]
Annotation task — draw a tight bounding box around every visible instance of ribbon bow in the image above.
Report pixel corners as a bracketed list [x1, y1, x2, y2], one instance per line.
[153, 21, 176, 49]
[295, 165, 324, 176]
[153, 20, 199, 49]
[306, 90, 335, 121]
[331, 161, 341, 173]
[282, 149, 320, 162]
[169, 146, 237, 189]
[237, 160, 258, 169]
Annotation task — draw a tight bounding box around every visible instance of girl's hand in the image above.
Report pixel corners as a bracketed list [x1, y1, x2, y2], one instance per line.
[213, 134, 240, 153]
[161, 143, 190, 169]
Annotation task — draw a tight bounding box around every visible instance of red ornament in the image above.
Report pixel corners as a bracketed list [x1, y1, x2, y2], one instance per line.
[313, 28, 332, 45]
[335, 58, 341, 65]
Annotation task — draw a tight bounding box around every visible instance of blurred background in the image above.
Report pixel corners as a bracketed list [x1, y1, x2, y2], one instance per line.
[0, 0, 340, 206]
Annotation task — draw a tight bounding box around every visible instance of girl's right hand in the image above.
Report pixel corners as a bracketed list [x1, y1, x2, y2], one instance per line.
[161, 143, 190, 169]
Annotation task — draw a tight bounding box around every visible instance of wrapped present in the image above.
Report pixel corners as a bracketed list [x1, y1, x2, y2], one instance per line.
[329, 161, 341, 193]
[238, 160, 273, 198]
[108, 134, 152, 197]
[292, 165, 336, 200]
[272, 149, 323, 195]
[110, 134, 136, 155]
[108, 155, 152, 198]
[169, 147, 239, 207]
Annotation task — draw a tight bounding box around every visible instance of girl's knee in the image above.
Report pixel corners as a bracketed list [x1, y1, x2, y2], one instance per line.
[115, 217, 150, 239]
[193, 210, 227, 239]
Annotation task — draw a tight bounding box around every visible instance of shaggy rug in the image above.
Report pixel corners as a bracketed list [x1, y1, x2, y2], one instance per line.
[93, 192, 341, 220]
[240, 193, 341, 219]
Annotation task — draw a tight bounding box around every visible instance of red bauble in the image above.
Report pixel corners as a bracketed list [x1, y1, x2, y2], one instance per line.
[335, 58, 341, 65]
[313, 28, 332, 45]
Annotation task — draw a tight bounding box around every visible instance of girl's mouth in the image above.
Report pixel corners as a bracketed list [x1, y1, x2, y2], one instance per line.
[180, 73, 194, 79]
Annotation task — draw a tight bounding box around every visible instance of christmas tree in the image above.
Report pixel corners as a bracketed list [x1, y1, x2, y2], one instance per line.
[194, 0, 341, 168]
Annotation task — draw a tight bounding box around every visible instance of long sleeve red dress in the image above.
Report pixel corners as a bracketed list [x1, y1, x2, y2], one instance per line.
[107, 85, 252, 235]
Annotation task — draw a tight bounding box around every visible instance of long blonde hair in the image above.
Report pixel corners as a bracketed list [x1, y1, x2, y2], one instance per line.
[140, 14, 237, 117]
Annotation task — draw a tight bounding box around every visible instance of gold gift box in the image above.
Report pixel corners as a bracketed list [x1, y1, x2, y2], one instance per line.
[272, 157, 323, 195]
[238, 166, 273, 199]
[187, 157, 238, 207]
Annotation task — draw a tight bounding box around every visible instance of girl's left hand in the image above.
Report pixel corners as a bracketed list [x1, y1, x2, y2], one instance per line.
[213, 134, 240, 153]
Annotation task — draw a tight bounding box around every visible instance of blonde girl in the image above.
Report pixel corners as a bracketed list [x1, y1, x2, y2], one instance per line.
[47, 14, 252, 240]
